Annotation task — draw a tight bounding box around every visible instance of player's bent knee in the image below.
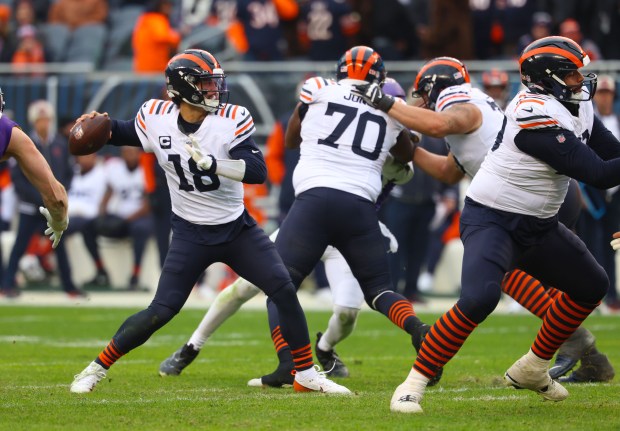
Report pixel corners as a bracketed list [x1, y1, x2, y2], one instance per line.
[333, 305, 359, 327]
[231, 277, 261, 301]
[457, 284, 502, 323]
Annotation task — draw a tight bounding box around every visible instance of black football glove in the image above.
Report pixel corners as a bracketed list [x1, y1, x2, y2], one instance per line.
[353, 83, 395, 113]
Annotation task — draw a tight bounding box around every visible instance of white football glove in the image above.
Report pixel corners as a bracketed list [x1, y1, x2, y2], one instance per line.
[611, 236, 620, 251]
[379, 221, 398, 253]
[353, 83, 395, 112]
[185, 134, 215, 172]
[39, 206, 69, 249]
[382, 154, 414, 186]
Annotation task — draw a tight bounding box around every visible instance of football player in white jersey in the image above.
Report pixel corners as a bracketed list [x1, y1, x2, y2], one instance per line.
[250, 46, 443, 387]
[157, 78, 411, 383]
[355, 57, 614, 384]
[70, 49, 350, 395]
[367, 36, 620, 413]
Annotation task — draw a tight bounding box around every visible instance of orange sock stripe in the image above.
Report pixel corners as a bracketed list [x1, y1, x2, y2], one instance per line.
[413, 361, 436, 378]
[546, 287, 561, 300]
[507, 270, 530, 299]
[417, 305, 478, 369]
[97, 339, 124, 367]
[388, 300, 415, 329]
[423, 329, 457, 358]
[529, 293, 553, 319]
[271, 326, 290, 352]
[521, 285, 550, 311]
[532, 293, 598, 359]
[434, 319, 467, 348]
[290, 344, 314, 371]
[106, 341, 122, 358]
[561, 293, 599, 314]
[501, 269, 521, 295]
[453, 305, 477, 329]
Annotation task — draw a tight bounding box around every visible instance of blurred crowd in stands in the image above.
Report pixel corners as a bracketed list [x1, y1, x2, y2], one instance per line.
[0, 0, 619, 71]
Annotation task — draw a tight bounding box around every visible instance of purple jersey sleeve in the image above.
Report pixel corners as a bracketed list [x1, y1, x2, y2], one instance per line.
[0, 115, 18, 158]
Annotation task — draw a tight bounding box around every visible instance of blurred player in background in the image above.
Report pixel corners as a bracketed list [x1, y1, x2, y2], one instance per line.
[0, 90, 69, 298]
[70, 49, 350, 395]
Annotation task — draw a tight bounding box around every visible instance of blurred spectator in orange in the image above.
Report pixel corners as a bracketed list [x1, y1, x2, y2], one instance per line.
[481, 68, 510, 110]
[559, 18, 602, 60]
[11, 25, 47, 70]
[48, 0, 108, 31]
[516, 11, 552, 56]
[223, 0, 299, 60]
[0, 4, 16, 62]
[133, 0, 181, 73]
[297, 0, 360, 61]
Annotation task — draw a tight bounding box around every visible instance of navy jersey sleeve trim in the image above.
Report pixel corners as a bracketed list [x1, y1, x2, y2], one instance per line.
[514, 128, 620, 189]
[228, 137, 267, 184]
[109, 119, 142, 147]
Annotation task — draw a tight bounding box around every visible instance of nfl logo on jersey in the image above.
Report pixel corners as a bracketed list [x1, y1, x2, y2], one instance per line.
[556, 134, 566, 143]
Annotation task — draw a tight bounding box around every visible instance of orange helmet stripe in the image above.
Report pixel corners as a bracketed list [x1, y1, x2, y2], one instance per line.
[519, 45, 584, 68]
[519, 36, 586, 67]
[169, 53, 214, 73]
[414, 58, 470, 88]
[344, 47, 378, 80]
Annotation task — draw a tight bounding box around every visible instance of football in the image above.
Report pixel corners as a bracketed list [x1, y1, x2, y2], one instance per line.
[69, 114, 111, 156]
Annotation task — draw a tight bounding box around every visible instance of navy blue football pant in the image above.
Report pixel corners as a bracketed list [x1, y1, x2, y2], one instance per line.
[458, 198, 608, 324]
[2, 211, 76, 292]
[266, 188, 394, 333]
[110, 222, 309, 355]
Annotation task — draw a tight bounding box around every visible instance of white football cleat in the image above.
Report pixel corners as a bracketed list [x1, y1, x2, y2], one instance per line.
[70, 362, 107, 393]
[505, 349, 569, 402]
[390, 368, 428, 413]
[293, 367, 352, 395]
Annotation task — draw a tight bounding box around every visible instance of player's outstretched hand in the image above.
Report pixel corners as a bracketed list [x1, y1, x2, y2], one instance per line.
[352, 83, 395, 113]
[610, 231, 620, 250]
[185, 134, 216, 172]
[39, 206, 69, 249]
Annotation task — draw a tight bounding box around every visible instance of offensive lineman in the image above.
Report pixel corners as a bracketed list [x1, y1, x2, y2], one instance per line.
[355, 40, 619, 412]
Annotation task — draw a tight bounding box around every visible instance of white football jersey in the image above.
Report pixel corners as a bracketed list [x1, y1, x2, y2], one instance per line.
[103, 157, 146, 219]
[435, 84, 505, 177]
[134, 99, 256, 225]
[68, 162, 107, 218]
[467, 89, 595, 217]
[293, 77, 405, 202]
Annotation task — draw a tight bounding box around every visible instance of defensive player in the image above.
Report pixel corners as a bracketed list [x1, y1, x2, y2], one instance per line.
[356, 37, 620, 413]
[70, 49, 350, 395]
[251, 46, 442, 387]
[354, 56, 614, 383]
[0, 88, 69, 297]
[158, 78, 415, 383]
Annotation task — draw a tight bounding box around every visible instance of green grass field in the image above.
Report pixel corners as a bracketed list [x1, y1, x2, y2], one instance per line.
[0, 305, 619, 431]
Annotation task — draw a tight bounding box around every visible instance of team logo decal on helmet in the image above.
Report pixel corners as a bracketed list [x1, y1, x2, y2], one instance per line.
[165, 49, 229, 113]
[412, 57, 470, 110]
[336, 46, 387, 85]
[519, 36, 597, 103]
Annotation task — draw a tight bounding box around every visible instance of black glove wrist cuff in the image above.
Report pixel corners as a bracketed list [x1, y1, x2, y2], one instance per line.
[378, 95, 395, 113]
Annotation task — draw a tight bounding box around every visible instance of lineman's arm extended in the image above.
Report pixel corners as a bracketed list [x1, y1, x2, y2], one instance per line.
[413, 147, 465, 185]
[354, 82, 482, 137]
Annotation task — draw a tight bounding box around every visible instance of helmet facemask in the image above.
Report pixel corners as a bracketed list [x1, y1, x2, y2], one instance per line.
[169, 68, 229, 113]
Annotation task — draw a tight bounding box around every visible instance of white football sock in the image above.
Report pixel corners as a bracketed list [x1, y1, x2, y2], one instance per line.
[318, 305, 359, 352]
[188, 277, 261, 349]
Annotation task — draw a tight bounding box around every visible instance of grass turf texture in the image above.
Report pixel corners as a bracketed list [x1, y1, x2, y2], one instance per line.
[0, 306, 618, 431]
